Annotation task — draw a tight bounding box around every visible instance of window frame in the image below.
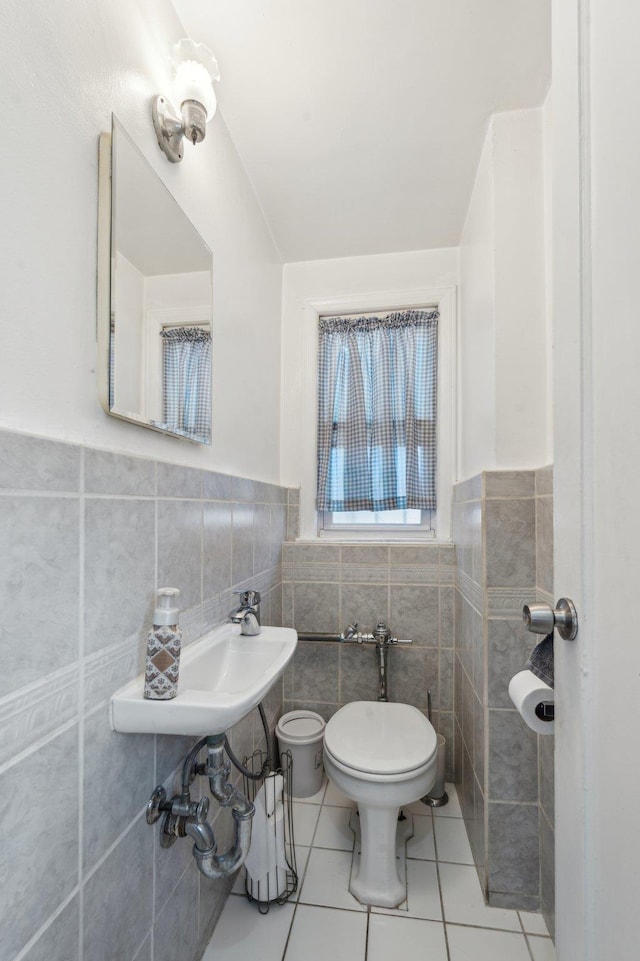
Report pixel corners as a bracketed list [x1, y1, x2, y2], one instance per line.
[298, 285, 457, 542]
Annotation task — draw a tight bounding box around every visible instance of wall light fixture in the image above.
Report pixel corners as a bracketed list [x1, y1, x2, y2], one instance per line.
[152, 39, 220, 163]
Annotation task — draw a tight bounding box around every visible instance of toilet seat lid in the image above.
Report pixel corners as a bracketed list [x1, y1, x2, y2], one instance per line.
[324, 701, 437, 775]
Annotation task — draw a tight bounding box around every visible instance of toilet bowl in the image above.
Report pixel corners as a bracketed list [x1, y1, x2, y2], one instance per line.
[323, 700, 438, 908]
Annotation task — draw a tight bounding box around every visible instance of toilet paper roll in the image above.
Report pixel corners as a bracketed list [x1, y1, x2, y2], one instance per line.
[508, 670, 555, 735]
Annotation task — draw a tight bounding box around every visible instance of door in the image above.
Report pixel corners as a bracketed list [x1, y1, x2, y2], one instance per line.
[553, 1, 640, 958]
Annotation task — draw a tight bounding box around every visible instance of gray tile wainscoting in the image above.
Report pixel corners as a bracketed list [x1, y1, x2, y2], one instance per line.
[281, 541, 456, 780]
[0, 427, 289, 961]
[452, 466, 555, 933]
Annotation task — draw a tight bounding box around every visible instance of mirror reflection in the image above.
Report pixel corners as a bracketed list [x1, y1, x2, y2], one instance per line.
[106, 117, 213, 444]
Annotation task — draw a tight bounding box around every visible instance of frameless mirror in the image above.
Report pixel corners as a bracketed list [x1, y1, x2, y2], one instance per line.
[98, 117, 213, 444]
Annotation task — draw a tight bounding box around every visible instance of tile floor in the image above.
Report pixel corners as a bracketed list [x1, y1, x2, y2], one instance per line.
[202, 780, 555, 961]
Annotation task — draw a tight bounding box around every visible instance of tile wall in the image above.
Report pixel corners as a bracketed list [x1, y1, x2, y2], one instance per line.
[453, 467, 554, 932]
[281, 540, 457, 781]
[0, 427, 289, 961]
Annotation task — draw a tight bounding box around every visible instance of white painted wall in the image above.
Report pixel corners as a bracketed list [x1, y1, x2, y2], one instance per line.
[0, 0, 282, 481]
[458, 129, 497, 476]
[458, 108, 549, 479]
[280, 248, 459, 487]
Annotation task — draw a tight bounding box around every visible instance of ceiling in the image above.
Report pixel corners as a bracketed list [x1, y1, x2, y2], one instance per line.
[173, 1, 550, 263]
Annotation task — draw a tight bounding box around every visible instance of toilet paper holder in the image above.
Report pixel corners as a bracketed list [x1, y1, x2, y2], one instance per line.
[535, 702, 555, 722]
[522, 597, 578, 641]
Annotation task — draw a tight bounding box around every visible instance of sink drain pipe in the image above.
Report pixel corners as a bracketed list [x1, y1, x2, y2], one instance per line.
[190, 734, 255, 880]
[146, 722, 266, 881]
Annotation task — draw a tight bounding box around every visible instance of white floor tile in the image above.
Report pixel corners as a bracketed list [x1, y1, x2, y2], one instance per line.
[283, 904, 367, 961]
[373, 858, 441, 921]
[314, 805, 356, 851]
[432, 782, 463, 818]
[438, 863, 521, 931]
[201, 896, 294, 961]
[292, 802, 321, 846]
[528, 935, 557, 961]
[447, 923, 531, 961]
[323, 779, 356, 808]
[406, 813, 436, 860]
[519, 911, 550, 936]
[434, 817, 474, 864]
[292, 778, 327, 805]
[299, 848, 366, 911]
[367, 914, 448, 961]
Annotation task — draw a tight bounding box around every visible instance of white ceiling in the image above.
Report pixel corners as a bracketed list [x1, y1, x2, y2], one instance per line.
[173, 0, 550, 263]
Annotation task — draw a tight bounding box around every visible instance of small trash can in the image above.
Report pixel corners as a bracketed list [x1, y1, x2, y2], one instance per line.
[276, 710, 326, 798]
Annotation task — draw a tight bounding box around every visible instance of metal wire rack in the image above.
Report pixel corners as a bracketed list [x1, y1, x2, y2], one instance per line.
[241, 749, 298, 913]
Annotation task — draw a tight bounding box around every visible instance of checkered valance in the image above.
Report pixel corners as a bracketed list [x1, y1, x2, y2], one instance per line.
[161, 327, 211, 443]
[316, 309, 438, 512]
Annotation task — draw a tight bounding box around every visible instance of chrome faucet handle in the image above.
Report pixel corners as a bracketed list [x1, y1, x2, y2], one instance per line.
[342, 622, 359, 640]
[233, 589, 261, 608]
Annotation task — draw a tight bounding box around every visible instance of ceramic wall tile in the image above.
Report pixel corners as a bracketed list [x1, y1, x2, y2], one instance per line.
[535, 494, 554, 595]
[202, 502, 233, 596]
[231, 503, 254, 585]
[488, 710, 539, 803]
[83, 706, 154, 871]
[84, 449, 155, 496]
[21, 895, 80, 961]
[84, 498, 155, 657]
[293, 582, 341, 634]
[83, 816, 153, 961]
[454, 467, 553, 912]
[389, 584, 439, 645]
[0, 725, 79, 959]
[340, 583, 389, 627]
[0, 429, 80, 491]
[154, 864, 200, 961]
[485, 499, 536, 588]
[3, 429, 289, 961]
[157, 463, 202, 499]
[339, 642, 380, 702]
[487, 802, 540, 897]
[202, 470, 235, 501]
[2, 495, 80, 695]
[289, 640, 340, 702]
[484, 471, 536, 498]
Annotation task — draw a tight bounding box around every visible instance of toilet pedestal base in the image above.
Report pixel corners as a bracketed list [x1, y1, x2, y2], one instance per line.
[350, 805, 407, 908]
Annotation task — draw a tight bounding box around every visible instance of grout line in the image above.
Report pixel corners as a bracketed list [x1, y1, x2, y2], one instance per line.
[11, 886, 80, 961]
[363, 909, 370, 961]
[432, 810, 452, 961]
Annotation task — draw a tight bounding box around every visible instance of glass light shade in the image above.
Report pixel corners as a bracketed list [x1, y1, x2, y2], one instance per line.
[172, 39, 220, 121]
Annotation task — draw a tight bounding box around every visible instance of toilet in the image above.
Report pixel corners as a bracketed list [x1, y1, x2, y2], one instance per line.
[323, 700, 438, 908]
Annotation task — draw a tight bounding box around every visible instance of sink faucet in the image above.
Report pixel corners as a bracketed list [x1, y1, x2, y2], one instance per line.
[229, 590, 261, 636]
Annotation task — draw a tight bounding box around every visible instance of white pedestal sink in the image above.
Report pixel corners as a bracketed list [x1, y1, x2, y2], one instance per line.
[110, 624, 297, 736]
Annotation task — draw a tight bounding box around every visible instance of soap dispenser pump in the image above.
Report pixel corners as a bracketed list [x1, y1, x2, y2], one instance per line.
[144, 588, 182, 700]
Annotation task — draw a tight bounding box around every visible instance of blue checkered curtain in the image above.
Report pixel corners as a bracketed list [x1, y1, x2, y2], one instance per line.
[161, 327, 212, 443]
[317, 309, 438, 512]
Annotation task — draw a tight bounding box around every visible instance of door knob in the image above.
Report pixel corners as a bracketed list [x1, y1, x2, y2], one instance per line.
[522, 598, 578, 641]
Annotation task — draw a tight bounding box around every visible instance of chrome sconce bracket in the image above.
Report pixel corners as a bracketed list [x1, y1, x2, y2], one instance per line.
[522, 597, 578, 641]
[152, 96, 188, 163]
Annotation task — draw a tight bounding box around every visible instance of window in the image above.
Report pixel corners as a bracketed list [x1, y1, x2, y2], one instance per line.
[316, 308, 438, 535]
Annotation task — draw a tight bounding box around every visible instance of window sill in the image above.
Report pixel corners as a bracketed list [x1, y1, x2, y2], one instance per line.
[301, 532, 451, 545]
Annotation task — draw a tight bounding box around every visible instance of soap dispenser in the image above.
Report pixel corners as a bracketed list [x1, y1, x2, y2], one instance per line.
[144, 588, 182, 700]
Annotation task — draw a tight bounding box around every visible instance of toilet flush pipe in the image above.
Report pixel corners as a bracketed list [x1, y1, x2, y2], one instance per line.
[190, 734, 255, 881]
